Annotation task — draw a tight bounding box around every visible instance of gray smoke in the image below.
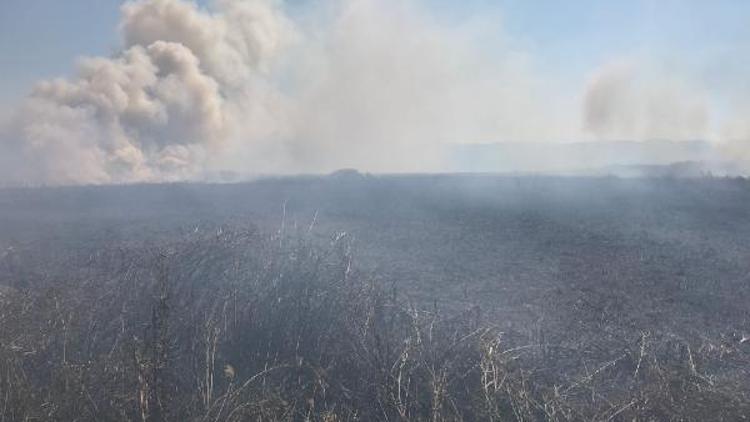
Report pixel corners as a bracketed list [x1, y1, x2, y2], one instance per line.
[583, 61, 710, 142]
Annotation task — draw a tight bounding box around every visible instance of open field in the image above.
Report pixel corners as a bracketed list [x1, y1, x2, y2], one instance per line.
[1, 174, 750, 420]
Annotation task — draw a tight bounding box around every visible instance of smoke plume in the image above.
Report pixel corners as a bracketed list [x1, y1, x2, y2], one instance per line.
[1, 0, 577, 184]
[2, 0, 745, 185]
[1, 0, 292, 184]
[275, 0, 572, 173]
[583, 61, 709, 142]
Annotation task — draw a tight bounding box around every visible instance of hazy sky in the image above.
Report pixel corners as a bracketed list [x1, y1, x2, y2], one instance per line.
[1, 0, 750, 183]
[2, 0, 749, 116]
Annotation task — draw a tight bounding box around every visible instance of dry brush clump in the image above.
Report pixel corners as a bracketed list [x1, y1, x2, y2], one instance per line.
[0, 222, 749, 421]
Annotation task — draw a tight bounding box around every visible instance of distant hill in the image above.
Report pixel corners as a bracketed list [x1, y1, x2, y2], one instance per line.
[448, 140, 738, 176]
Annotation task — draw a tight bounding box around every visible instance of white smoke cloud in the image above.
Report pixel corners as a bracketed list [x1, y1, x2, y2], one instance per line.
[583, 61, 710, 142]
[6, 0, 742, 185]
[121, 0, 292, 86]
[277, 0, 573, 173]
[0, 0, 579, 184]
[0, 0, 292, 185]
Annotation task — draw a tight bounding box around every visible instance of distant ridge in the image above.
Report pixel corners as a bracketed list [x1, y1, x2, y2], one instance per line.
[448, 140, 733, 175]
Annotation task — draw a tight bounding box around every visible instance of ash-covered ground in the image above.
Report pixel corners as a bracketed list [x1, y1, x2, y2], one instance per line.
[3, 175, 749, 329]
[1, 174, 750, 420]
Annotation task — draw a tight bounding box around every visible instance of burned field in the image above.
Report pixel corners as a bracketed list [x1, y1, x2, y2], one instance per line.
[1, 175, 750, 420]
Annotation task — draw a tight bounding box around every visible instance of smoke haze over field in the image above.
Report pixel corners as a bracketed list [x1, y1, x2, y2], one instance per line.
[0, 0, 749, 184]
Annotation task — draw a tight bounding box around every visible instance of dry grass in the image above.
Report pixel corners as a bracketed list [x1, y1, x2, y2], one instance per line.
[0, 224, 749, 421]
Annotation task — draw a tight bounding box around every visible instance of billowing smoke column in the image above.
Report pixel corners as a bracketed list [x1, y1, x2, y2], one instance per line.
[3, 0, 744, 185]
[1, 0, 291, 185]
[0, 0, 576, 185]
